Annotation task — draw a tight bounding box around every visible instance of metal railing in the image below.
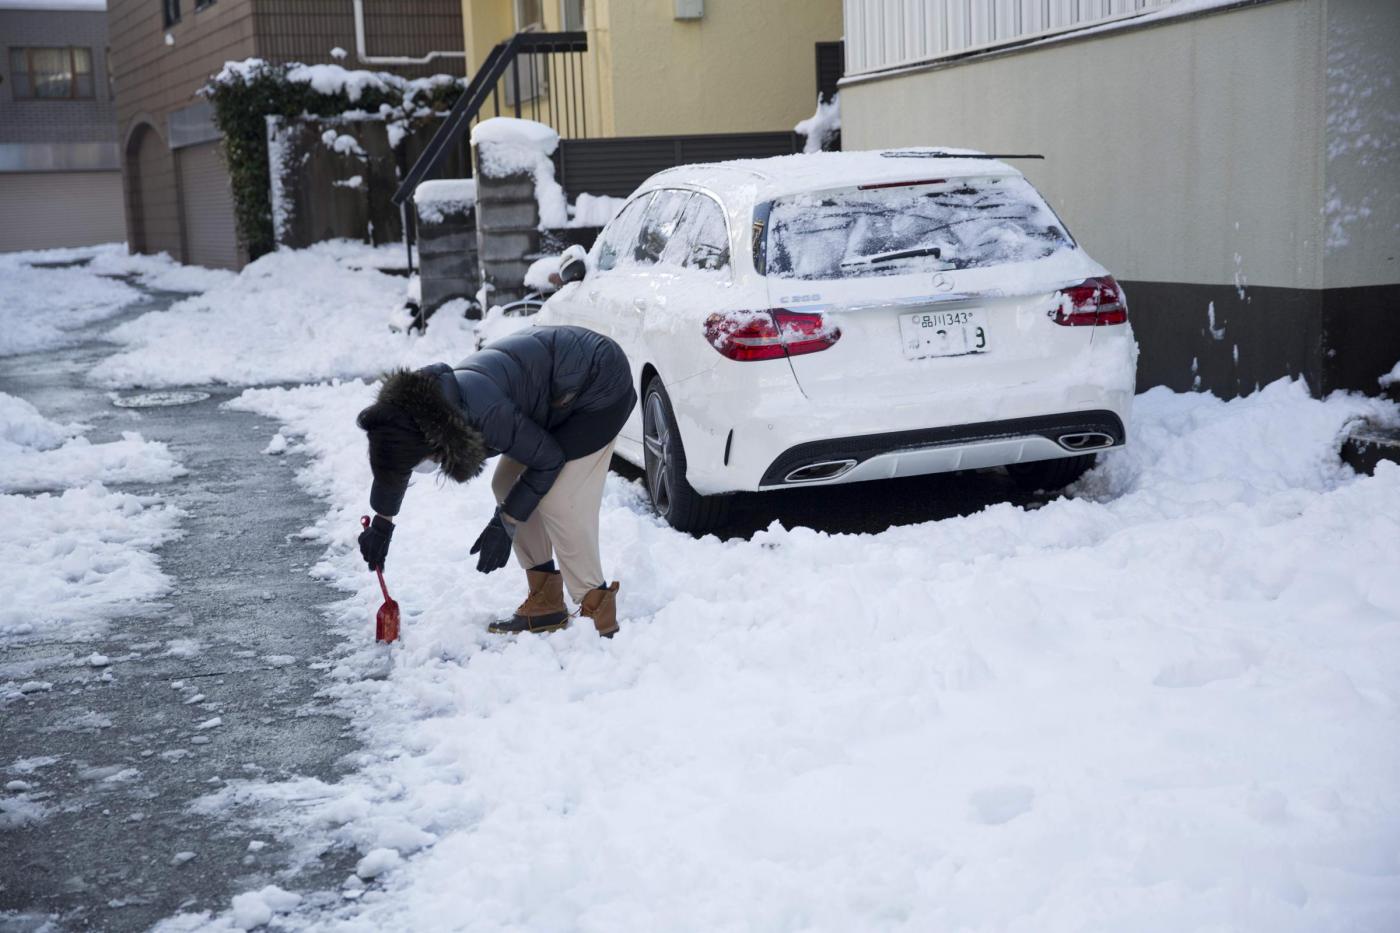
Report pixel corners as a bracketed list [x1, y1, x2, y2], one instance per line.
[392, 30, 589, 210]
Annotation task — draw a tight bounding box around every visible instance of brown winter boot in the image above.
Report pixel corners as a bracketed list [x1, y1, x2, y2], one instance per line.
[488, 570, 570, 634]
[579, 582, 620, 638]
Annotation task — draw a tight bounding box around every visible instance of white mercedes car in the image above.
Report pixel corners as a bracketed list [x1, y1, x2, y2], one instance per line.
[539, 148, 1137, 532]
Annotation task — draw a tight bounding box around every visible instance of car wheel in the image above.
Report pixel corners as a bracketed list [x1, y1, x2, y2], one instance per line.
[1006, 453, 1097, 493]
[642, 378, 731, 534]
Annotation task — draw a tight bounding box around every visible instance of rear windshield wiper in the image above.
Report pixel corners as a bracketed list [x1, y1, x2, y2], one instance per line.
[841, 245, 943, 267]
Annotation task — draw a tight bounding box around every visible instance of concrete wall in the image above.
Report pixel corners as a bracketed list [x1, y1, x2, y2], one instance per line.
[839, 0, 1400, 396]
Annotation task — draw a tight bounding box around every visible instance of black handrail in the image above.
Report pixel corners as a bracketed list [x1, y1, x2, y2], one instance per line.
[392, 31, 587, 208]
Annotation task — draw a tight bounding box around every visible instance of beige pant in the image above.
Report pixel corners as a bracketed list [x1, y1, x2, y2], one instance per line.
[491, 440, 615, 604]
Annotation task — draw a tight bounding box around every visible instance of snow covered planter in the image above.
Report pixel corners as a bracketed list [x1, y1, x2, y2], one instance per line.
[202, 60, 466, 259]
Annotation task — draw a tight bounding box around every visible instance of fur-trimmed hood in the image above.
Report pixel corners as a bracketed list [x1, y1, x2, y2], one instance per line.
[361, 367, 488, 485]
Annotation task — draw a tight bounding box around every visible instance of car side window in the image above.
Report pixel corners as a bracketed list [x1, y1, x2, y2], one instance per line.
[678, 195, 730, 272]
[633, 189, 693, 268]
[597, 193, 653, 272]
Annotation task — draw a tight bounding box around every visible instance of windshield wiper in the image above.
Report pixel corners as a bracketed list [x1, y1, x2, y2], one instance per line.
[841, 244, 943, 267]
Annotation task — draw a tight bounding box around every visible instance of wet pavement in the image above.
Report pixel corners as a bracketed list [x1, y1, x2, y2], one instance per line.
[0, 290, 359, 931]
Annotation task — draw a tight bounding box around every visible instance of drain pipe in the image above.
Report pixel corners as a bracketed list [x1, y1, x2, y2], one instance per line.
[351, 0, 466, 67]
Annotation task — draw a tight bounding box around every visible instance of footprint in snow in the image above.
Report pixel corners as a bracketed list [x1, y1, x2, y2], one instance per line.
[968, 784, 1035, 825]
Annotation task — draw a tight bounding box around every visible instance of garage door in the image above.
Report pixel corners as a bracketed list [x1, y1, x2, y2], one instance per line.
[0, 171, 125, 252]
[177, 141, 242, 270]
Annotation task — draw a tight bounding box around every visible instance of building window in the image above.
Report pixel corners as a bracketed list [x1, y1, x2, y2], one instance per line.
[562, 0, 584, 31]
[163, 0, 180, 28]
[8, 47, 95, 99]
[195, 0, 216, 10]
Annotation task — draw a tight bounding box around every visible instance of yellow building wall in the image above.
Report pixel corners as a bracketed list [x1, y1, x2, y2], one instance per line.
[598, 0, 842, 136]
[461, 0, 841, 138]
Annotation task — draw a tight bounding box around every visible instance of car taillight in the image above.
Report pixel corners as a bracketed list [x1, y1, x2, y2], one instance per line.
[704, 310, 841, 361]
[1052, 276, 1128, 326]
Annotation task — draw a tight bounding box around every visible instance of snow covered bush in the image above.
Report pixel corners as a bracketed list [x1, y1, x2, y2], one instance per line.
[202, 60, 466, 260]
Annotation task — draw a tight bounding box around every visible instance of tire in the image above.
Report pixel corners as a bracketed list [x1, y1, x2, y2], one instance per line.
[1006, 453, 1097, 492]
[642, 378, 732, 534]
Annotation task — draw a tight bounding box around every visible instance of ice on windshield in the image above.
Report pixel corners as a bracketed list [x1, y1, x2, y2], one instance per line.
[761, 176, 1074, 280]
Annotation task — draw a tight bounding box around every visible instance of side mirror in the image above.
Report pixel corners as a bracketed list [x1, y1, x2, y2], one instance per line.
[559, 255, 587, 285]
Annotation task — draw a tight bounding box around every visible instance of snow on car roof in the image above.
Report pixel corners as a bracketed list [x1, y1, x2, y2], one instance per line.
[640, 148, 1024, 205]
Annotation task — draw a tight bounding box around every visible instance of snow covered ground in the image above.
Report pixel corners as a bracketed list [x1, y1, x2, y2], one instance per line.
[167, 377, 1400, 932]
[5, 243, 1399, 930]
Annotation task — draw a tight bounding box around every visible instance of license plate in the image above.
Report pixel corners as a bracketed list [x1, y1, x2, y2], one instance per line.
[898, 308, 990, 359]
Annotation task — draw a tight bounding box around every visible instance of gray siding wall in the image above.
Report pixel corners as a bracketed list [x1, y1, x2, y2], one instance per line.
[841, 0, 1332, 291]
[839, 0, 1399, 397]
[1322, 0, 1400, 291]
[0, 9, 117, 146]
[0, 171, 125, 251]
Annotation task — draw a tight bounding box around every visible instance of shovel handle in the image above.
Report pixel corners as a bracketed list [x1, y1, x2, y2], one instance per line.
[360, 515, 393, 602]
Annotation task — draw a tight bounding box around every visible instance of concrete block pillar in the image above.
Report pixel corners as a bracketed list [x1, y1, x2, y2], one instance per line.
[472, 156, 540, 307]
[413, 180, 480, 320]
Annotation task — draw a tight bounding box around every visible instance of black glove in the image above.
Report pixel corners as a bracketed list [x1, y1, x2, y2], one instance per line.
[358, 515, 394, 571]
[470, 509, 516, 574]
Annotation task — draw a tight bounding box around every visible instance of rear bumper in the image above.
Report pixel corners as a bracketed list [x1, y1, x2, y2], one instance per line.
[756, 410, 1125, 489]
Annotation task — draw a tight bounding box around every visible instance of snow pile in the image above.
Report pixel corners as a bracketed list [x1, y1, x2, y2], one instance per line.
[795, 92, 841, 154]
[90, 242, 481, 388]
[2, 431, 184, 493]
[522, 254, 561, 291]
[0, 390, 183, 642]
[568, 192, 627, 227]
[284, 63, 394, 103]
[0, 251, 141, 356]
[0, 392, 185, 493]
[199, 374, 1400, 931]
[470, 117, 567, 228]
[413, 179, 477, 224]
[472, 303, 536, 347]
[0, 244, 231, 356]
[85, 244, 235, 293]
[320, 129, 367, 159]
[1, 484, 181, 643]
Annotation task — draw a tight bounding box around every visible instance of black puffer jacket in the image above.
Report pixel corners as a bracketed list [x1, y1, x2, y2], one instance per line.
[361, 326, 635, 521]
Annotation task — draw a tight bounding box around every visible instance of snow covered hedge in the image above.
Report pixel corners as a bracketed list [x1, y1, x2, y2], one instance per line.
[202, 60, 466, 259]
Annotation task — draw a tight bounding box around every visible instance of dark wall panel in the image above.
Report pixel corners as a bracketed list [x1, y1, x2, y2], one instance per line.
[1121, 280, 1399, 398]
[555, 132, 802, 200]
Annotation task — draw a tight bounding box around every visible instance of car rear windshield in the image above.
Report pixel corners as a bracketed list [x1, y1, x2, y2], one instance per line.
[758, 175, 1074, 281]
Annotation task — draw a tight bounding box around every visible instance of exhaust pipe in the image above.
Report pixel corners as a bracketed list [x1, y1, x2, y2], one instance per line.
[1057, 432, 1116, 452]
[784, 459, 856, 483]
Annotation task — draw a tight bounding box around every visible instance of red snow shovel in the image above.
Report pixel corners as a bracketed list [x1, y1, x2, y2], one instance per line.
[360, 515, 400, 644]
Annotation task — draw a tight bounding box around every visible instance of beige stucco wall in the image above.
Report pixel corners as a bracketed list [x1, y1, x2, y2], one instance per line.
[1322, 0, 1400, 289]
[841, 0, 1331, 291]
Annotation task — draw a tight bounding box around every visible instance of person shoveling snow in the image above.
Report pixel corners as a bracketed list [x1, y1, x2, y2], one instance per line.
[355, 326, 636, 637]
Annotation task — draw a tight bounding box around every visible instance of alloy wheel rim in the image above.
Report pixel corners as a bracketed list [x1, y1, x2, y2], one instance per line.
[643, 393, 672, 515]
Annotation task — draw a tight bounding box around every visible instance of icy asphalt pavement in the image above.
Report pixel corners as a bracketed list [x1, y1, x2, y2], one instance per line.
[0, 290, 359, 931]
